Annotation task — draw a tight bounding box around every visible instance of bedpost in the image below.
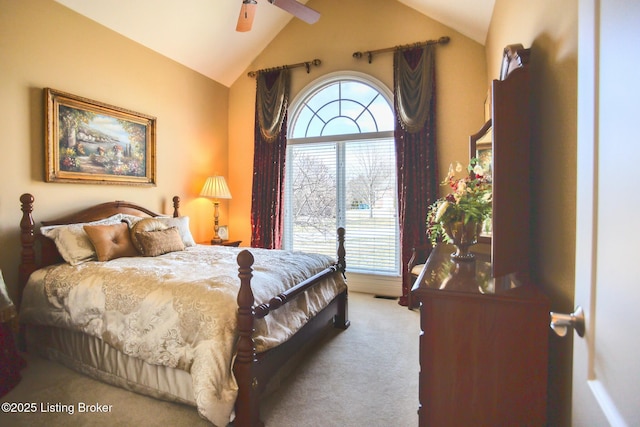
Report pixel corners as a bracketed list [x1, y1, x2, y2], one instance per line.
[337, 227, 346, 274]
[172, 196, 180, 217]
[335, 227, 350, 329]
[234, 250, 263, 427]
[18, 193, 36, 311]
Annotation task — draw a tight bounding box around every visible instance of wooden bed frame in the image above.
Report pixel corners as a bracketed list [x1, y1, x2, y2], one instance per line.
[17, 193, 350, 427]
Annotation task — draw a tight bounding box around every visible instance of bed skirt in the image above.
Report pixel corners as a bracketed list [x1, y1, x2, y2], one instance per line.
[26, 324, 196, 407]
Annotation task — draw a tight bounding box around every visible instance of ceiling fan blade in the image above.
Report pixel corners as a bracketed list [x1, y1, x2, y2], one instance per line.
[236, 0, 257, 32]
[270, 0, 320, 24]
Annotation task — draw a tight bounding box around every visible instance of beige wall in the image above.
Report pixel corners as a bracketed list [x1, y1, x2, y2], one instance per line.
[0, 0, 229, 299]
[486, 1, 578, 425]
[228, 0, 488, 246]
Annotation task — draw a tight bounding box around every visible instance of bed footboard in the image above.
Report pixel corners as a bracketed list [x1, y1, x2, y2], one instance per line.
[233, 228, 348, 427]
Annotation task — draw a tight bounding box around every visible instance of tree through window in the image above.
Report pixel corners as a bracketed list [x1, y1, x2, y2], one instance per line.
[285, 74, 399, 275]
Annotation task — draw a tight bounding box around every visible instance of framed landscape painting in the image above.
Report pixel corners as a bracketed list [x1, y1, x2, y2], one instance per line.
[45, 88, 156, 186]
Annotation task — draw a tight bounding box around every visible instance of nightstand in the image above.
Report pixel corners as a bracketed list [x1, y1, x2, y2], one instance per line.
[200, 240, 242, 247]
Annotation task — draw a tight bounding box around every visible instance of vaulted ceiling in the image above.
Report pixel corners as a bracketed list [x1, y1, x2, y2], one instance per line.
[55, 0, 495, 87]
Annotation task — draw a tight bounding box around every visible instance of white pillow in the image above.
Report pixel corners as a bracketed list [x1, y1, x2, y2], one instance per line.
[40, 214, 125, 265]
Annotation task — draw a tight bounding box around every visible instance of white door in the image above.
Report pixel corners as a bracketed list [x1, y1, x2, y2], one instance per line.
[573, 0, 640, 425]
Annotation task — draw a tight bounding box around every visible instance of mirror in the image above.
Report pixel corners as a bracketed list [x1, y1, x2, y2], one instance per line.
[469, 119, 493, 243]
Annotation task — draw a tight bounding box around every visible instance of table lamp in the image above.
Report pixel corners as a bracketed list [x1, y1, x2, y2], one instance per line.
[200, 176, 232, 243]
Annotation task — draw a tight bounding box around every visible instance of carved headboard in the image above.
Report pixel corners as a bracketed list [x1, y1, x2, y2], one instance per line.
[17, 194, 181, 309]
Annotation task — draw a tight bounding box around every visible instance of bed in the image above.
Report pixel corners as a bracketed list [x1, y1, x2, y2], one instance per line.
[16, 193, 349, 426]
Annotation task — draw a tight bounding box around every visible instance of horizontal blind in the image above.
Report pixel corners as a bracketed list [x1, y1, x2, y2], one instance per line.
[287, 142, 338, 257]
[286, 137, 398, 275]
[343, 137, 398, 274]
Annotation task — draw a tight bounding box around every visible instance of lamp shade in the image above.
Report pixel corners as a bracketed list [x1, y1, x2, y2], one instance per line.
[200, 176, 232, 200]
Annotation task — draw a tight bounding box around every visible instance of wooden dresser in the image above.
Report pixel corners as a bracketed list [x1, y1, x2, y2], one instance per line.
[411, 244, 549, 426]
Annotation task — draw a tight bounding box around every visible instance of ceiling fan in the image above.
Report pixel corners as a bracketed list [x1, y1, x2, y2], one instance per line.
[236, 0, 321, 32]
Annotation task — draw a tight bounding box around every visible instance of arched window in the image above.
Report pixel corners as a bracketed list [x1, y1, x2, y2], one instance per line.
[285, 72, 399, 276]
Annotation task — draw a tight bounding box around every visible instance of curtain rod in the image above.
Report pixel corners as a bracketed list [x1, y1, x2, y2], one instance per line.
[352, 36, 450, 64]
[247, 59, 322, 78]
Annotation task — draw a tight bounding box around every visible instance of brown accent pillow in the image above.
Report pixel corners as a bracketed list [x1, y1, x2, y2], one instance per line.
[130, 218, 169, 254]
[135, 227, 185, 257]
[83, 223, 139, 262]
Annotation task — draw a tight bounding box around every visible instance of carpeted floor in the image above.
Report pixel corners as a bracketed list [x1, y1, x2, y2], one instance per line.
[0, 291, 420, 426]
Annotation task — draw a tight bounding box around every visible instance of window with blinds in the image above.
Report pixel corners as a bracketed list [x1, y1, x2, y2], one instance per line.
[284, 75, 399, 275]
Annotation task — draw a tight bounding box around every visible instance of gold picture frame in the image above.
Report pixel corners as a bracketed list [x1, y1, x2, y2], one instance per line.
[45, 88, 156, 186]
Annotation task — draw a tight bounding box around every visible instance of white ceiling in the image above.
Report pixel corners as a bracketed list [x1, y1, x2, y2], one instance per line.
[55, 0, 494, 87]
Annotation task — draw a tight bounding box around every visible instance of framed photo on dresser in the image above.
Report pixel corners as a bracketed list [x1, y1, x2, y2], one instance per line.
[218, 226, 229, 241]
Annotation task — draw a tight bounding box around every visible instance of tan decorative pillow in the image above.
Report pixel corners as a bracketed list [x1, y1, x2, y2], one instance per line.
[135, 227, 185, 257]
[130, 218, 169, 253]
[83, 223, 139, 262]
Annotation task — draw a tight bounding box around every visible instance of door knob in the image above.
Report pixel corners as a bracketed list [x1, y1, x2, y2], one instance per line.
[550, 306, 585, 338]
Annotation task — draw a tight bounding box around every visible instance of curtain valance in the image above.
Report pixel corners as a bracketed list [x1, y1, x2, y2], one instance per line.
[256, 69, 290, 142]
[394, 46, 434, 133]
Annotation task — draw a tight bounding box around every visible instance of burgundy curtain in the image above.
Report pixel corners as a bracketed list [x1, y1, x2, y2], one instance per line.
[250, 69, 290, 249]
[394, 45, 439, 307]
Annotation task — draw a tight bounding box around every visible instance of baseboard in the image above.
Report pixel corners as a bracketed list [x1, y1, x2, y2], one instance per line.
[345, 272, 401, 298]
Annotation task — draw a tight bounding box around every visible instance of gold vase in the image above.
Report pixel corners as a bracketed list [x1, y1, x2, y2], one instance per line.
[442, 218, 482, 261]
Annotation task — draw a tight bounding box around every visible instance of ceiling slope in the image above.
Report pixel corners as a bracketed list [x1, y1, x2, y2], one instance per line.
[55, 0, 494, 87]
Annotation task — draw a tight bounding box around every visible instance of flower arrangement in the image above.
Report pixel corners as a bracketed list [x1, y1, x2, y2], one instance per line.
[426, 158, 492, 245]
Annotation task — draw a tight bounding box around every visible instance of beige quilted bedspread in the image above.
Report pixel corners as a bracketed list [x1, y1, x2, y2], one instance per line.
[20, 245, 346, 426]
